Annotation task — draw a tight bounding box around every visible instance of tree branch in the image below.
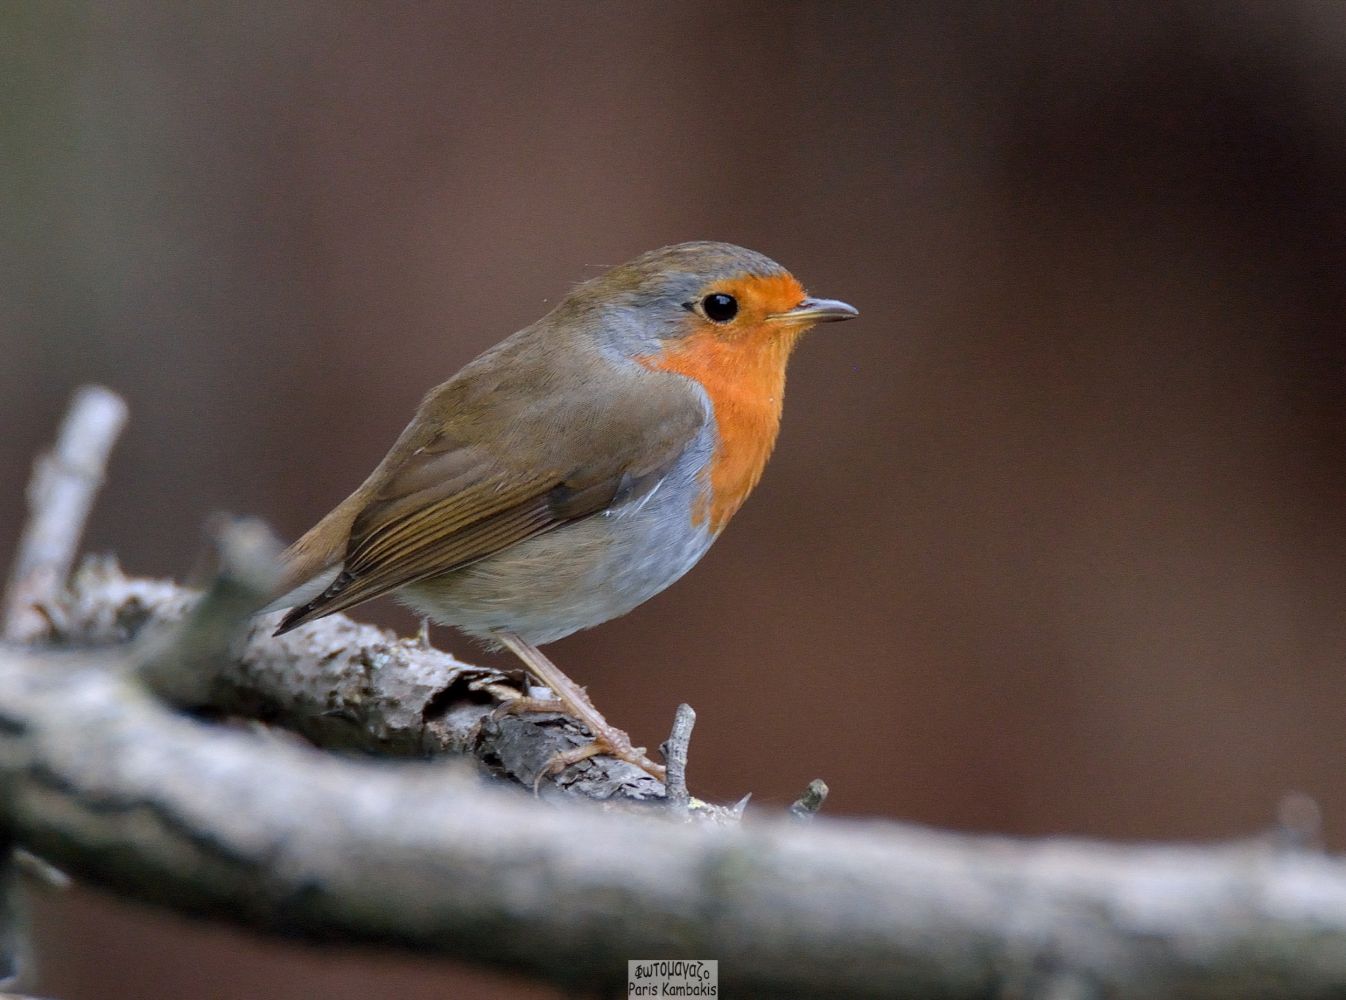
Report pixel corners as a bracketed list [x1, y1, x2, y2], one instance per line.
[2, 639, 1346, 997]
[9, 388, 1346, 998]
[38, 552, 672, 803]
[2, 386, 127, 644]
[790, 778, 829, 821]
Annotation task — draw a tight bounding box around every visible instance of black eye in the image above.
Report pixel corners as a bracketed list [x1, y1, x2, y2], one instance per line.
[701, 293, 738, 323]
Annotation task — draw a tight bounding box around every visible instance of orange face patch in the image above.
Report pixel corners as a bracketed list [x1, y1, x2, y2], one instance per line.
[636, 272, 810, 532]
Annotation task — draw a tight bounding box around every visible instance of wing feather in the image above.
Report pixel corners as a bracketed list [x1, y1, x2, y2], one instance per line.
[272, 329, 709, 636]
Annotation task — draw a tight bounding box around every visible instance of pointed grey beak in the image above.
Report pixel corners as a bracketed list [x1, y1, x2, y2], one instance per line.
[766, 296, 860, 325]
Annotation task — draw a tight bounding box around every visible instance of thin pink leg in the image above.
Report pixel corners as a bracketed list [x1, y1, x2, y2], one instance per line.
[495, 630, 666, 781]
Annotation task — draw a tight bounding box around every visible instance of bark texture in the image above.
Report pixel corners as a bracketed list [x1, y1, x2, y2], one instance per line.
[2, 642, 1345, 998]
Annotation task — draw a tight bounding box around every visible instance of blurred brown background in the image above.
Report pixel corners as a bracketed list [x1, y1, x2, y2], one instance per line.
[4, 1, 1345, 997]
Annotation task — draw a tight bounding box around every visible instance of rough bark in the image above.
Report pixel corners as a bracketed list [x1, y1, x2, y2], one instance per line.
[36, 554, 669, 805]
[2, 641, 1346, 998]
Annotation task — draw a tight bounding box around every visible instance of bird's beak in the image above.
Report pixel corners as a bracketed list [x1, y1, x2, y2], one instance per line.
[766, 297, 860, 325]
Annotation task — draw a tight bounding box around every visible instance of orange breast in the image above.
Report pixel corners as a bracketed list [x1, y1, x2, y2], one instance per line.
[638, 321, 805, 532]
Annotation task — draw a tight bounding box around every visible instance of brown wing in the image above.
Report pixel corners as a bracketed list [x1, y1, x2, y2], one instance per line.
[274, 329, 706, 634]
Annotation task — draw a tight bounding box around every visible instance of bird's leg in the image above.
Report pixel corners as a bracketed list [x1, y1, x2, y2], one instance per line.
[493, 630, 667, 781]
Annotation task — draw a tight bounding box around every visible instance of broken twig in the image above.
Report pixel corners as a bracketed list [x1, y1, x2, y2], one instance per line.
[3, 386, 127, 643]
[661, 703, 696, 810]
[790, 779, 829, 821]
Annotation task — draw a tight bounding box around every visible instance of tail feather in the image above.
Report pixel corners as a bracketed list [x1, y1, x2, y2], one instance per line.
[273, 569, 355, 635]
[258, 562, 344, 620]
[260, 489, 365, 628]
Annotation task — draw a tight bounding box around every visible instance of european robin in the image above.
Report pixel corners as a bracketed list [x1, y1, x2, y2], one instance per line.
[268, 241, 858, 779]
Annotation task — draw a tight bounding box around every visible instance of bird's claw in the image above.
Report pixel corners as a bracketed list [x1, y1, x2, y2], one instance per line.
[532, 734, 666, 793]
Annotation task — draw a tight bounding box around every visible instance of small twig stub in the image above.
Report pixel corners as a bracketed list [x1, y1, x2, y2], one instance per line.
[661, 703, 696, 809]
[790, 779, 829, 820]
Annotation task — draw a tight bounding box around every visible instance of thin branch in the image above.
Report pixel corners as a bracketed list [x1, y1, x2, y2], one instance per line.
[3, 386, 127, 643]
[134, 515, 283, 706]
[8, 853, 67, 893]
[789, 779, 829, 821]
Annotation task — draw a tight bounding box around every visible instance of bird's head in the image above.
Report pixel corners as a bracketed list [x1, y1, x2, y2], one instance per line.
[558, 241, 858, 358]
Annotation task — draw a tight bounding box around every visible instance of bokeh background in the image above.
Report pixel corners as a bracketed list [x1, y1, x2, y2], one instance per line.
[4, 1, 1345, 996]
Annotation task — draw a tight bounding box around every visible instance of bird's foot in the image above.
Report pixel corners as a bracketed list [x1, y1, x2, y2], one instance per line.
[489, 631, 667, 790]
[488, 686, 665, 787]
[535, 730, 666, 792]
[491, 693, 566, 719]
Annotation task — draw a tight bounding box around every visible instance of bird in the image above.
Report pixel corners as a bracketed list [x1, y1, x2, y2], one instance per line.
[267, 241, 858, 780]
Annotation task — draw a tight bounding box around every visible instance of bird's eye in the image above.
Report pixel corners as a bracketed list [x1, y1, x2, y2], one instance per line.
[701, 293, 738, 323]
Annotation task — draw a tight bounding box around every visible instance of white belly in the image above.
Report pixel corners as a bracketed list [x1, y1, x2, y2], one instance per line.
[399, 432, 717, 645]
